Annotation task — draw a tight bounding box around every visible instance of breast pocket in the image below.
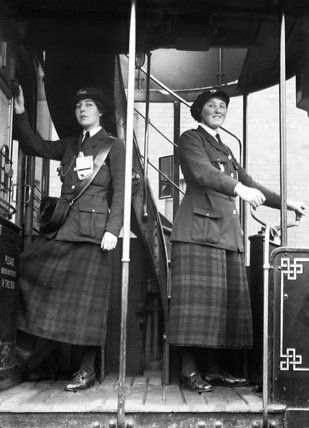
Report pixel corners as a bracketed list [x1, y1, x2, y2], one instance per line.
[191, 207, 224, 244]
[79, 203, 108, 238]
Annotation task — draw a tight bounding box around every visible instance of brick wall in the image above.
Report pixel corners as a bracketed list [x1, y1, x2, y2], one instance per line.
[135, 77, 309, 253]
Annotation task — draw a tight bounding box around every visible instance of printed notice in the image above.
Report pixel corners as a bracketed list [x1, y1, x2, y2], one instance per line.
[1, 254, 17, 290]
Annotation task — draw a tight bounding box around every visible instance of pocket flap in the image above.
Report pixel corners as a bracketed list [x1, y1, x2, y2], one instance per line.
[79, 203, 106, 214]
[193, 207, 224, 218]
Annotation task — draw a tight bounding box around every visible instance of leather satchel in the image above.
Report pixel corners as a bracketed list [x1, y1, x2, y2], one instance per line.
[38, 138, 114, 234]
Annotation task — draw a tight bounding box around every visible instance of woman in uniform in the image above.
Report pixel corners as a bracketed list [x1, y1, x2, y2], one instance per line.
[168, 89, 306, 392]
[14, 86, 125, 391]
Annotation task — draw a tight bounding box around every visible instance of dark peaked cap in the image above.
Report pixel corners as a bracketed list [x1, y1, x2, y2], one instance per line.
[74, 87, 113, 114]
[190, 89, 230, 122]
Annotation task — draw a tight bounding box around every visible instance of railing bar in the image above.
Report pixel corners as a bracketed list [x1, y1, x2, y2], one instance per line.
[279, 10, 288, 246]
[138, 63, 190, 107]
[143, 51, 151, 219]
[134, 108, 177, 147]
[141, 155, 184, 195]
[118, 1, 136, 427]
[220, 125, 242, 147]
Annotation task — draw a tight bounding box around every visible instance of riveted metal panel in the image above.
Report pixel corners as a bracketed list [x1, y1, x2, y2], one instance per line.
[272, 248, 309, 407]
[0, 219, 22, 390]
[0, 411, 286, 428]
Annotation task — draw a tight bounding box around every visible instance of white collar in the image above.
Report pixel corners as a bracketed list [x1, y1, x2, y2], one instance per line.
[83, 126, 102, 138]
[198, 122, 219, 138]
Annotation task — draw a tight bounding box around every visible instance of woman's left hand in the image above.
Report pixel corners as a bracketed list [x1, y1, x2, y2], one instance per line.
[287, 200, 307, 220]
[101, 231, 118, 251]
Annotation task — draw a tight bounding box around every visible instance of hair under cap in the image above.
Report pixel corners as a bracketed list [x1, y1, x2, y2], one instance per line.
[190, 89, 230, 122]
[74, 87, 113, 115]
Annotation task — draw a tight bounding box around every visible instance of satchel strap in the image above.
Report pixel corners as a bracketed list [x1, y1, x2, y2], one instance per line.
[68, 138, 114, 205]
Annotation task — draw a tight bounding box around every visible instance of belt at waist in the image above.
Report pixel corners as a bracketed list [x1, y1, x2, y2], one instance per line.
[186, 187, 232, 201]
[61, 189, 108, 198]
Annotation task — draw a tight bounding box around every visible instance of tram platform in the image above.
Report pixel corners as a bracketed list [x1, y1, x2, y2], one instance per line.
[0, 374, 286, 427]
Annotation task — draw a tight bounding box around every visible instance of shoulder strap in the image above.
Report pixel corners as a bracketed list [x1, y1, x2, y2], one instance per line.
[68, 138, 114, 204]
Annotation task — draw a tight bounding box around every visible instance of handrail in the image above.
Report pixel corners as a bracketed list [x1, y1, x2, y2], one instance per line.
[138, 61, 191, 107]
[134, 108, 177, 148]
[250, 205, 271, 428]
[142, 51, 151, 220]
[118, 1, 136, 427]
[0, 196, 16, 218]
[250, 201, 300, 427]
[250, 206, 300, 235]
[141, 155, 185, 196]
[279, 11, 288, 246]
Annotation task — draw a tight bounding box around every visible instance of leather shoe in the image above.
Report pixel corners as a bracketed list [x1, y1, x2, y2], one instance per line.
[202, 371, 248, 387]
[65, 369, 96, 392]
[181, 372, 214, 393]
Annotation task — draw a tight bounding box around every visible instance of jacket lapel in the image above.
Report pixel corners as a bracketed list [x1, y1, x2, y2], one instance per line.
[196, 125, 230, 155]
[81, 128, 112, 157]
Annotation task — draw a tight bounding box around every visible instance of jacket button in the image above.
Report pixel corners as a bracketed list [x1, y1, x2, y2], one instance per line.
[233, 209, 237, 214]
[71, 185, 75, 189]
[231, 173, 234, 178]
[228, 155, 232, 160]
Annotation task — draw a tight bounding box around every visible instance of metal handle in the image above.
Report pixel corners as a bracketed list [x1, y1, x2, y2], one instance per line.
[24, 184, 31, 204]
[11, 183, 18, 203]
[250, 206, 300, 233]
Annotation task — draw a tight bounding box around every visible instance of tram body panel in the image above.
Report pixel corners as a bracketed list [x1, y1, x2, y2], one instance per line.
[0, 220, 22, 390]
[272, 248, 309, 407]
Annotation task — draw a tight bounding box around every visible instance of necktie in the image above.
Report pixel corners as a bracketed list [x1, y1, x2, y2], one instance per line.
[215, 133, 223, 145]
[82, 131, 90, 143]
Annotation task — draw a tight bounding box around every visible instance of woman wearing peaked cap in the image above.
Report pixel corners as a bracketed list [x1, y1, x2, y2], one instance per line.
[168, 89, 306, 392]
[14, 86, 125, 391]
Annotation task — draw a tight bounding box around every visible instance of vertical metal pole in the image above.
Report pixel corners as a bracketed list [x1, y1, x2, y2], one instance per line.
[263, 224, 270, 426]
[173, 102, 180, 219]
[117, 1, 136, 427]
[143, 51, 151, 220]
[217, 48, 223, 85]
[241, 93, 248, 256]
[279, 11, 288, 246]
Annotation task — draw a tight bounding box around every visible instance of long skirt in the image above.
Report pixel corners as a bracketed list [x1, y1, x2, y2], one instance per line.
[17, 236, 112, 346]
[168, 242, 253, 348]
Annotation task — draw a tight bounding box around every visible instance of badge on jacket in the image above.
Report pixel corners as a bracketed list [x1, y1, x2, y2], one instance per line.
[75, 152, 94, 180]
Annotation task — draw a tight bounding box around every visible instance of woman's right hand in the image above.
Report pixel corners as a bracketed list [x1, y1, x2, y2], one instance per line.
[13, 85, 25, 114]
[234, 183, 266, 208]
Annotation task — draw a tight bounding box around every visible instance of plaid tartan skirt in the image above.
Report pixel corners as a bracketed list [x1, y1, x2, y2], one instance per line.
[168, 242, 253, 348]
[17, 237, 112, 346]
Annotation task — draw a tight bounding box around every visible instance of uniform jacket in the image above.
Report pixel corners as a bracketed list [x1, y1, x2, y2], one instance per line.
[14, 112, 125, 244]
[170, 126, 281, 252]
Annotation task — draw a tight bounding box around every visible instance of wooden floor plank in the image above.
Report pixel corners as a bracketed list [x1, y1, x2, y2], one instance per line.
[0, 376, 269, 415]
[0, 382, 50, 411]
[148, 376, 161, 387]
[232, 386, 263, 410]
[99, 373, 118, 388]
[164, 384, 186, 410]
[179, 386, 208, 412]
[124, 385, 147, 412]
[217, 386, 248, 411]
[131, 376, 147, 388]
[0, 381, 35, 405]
[202, 386, 230, 412]
[143, 378, 164, 411]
